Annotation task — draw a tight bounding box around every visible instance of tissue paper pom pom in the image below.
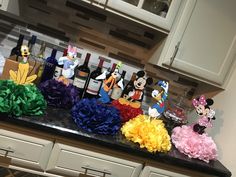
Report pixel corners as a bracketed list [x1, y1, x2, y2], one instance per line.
[0, 80, 16, 113]
[121, 114, 171, 153]
[39, 79, 79, 109]
[11, 84, 47, 116]
[71, 98, 121, 135]
[0, 80, 46, 117]
[111, 100, 143, 122]
[171, 125, 217, 163]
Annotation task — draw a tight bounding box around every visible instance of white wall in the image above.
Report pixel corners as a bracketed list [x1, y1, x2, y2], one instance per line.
[211, 68, 236, 177]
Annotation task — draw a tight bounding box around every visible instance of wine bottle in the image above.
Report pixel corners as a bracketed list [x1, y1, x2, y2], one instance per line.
[40, 48, 57, 83]
[10, 34, 24, 60]
[28, 35, 37, 57]
[84, 57, 104, 98]
[36, 41, 46, 83]
[73, 53, 91, 97]
[122, 72, 136, 97]
[37, 41, 46, 59]
[53, 49, 67, 79]
[110, 70, 126, 100]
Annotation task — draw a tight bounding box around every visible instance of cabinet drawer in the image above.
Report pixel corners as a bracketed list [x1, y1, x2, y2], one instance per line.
[140, 166, 189, 177]
[0, 129, 53, 171]
[47, 143, 143, 177]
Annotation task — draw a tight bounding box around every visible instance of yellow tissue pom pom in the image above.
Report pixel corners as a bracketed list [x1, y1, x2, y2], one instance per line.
[121, 114, 171, 153]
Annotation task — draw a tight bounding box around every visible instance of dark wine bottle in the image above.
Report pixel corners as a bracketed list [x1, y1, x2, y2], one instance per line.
[28, 35, 37, 57]
[110, 70, 126, 100]
[84, 57, 104, 98]
[121, 72, 136, 97]
[73, 53, 91, 97]
[10, 34, 24, 60]
[40, 48, 57, 83]
[53, 49, 67, 79]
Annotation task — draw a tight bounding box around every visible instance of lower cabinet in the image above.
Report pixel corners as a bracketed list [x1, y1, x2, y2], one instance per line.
[46, 143, 143, 177]
[0, 129, 53, 171]
[140, 166, 190, 177]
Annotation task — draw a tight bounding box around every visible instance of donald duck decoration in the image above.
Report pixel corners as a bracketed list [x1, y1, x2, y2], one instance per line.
[96, 62, 124, 104]
[58, 45, 79, 85]
[148, 80, 169, 118]
[9, 45, 37, 84]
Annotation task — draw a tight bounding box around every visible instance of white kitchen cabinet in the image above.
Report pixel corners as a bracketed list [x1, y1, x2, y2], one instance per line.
[157, 0, 236, 86]
[0, 129, 53, 171]
[106, 0, 181, 31]
[0, 0, 19, 15]
[46, 143, 143, 177]
[140, 166, 190, 177]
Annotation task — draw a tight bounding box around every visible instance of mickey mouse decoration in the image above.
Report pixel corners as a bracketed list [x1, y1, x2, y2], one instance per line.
[192, 95, 216, 134]
[148, 80, 169, 118]
[119, 70, 153, 108]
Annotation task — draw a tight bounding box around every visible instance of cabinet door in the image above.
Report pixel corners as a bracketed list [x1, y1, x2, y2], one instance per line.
[47, 143, 143, 177]
[0, 129, 53, 171]
[140, 166, 190, 177]
[107, 0, 181, 30]
[159, 0, 236, 85]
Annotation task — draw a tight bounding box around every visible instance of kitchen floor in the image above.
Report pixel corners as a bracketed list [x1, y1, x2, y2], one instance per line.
[0, 167, 43, 177]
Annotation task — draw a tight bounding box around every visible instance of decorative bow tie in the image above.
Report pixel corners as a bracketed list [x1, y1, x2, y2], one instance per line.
[192, 95, 207, 107]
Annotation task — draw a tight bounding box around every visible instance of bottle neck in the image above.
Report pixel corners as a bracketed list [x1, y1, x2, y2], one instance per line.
[97, 58, 104, 70]
[17, 35, 24, 47]
[111, 63, 117, 73]
[51, 49, 57, 59]
[83, 53, 91, 66]
[121, 71, 126, 79]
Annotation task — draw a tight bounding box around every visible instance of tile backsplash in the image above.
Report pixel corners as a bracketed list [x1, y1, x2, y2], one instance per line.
[0, 0, 211, 110]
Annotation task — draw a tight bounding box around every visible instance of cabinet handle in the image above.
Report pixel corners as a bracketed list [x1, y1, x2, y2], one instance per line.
[0, 147, 14, 157]
[81, 165, 111, 177]
[169, 41, 181, 68]
[0, 147, 14, 167]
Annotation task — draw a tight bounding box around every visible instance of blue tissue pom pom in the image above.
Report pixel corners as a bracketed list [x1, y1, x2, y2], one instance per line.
[71, 98, 121, 135]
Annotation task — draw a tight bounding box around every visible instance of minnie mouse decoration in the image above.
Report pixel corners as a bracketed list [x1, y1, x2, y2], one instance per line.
[192, 95, 216, 134]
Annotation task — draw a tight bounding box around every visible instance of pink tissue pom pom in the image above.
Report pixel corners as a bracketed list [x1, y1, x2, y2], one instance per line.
[171, 125, 217, 163]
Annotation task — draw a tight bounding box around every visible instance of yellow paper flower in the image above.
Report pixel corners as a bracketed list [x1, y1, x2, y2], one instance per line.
[121, 114, 171, 153]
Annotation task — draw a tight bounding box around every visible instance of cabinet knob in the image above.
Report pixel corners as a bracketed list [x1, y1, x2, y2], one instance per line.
[80, 165, 111, 177]
[169, 41, 181, 68]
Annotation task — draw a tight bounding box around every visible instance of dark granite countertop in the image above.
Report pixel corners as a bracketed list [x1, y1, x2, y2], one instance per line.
[0, 107, 232, 177]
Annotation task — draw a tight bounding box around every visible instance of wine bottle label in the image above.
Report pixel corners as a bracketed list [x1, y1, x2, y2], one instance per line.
[110, 87, 122, 100]
[53, 66, 62, 79]
[86, 78, 102, 95]
[73, 71, 89, 88]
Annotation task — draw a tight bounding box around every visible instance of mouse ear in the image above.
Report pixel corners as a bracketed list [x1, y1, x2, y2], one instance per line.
[146, 77, 153, 85]
[136, 71, 145, 77]
[206, 98, 214, 106]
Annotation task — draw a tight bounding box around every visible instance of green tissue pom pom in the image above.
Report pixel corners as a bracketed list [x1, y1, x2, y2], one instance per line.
[0, 80, 47, 117]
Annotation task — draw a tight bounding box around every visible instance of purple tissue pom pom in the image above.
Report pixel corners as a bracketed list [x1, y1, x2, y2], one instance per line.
[39, 79, 79, 109]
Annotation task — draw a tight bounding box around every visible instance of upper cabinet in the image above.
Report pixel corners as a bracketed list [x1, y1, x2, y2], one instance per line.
[106, 0, 181, 31]
[0, 0, 19, 15]
[156, 0, 236, 86]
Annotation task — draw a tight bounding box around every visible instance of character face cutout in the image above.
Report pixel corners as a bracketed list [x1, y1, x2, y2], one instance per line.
[67, 45, 77, 60]
[151, 89, 163, 101]
[195, 104, 209, 116]
[21, 45, 30, 57]
[134, 77, 146, 90]
[111, 68, 120, 79]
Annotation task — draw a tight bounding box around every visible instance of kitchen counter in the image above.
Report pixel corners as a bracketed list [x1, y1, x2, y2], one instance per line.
[0, 107, 232, 177]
